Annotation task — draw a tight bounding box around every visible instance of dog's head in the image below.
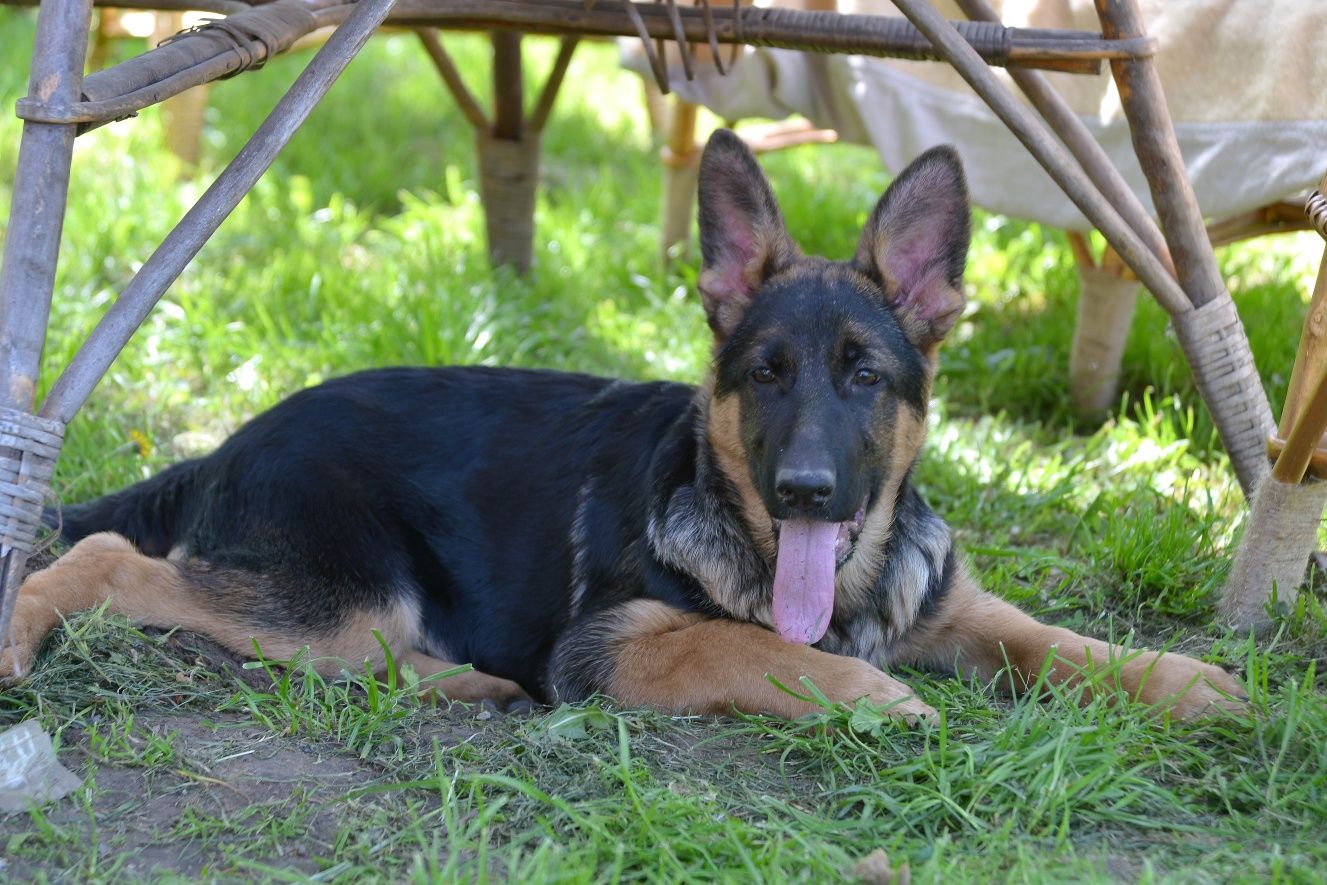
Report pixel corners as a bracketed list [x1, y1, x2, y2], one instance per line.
[698, 129, 969, 645]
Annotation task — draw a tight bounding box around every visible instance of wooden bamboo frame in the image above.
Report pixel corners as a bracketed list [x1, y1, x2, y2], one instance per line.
[0, 0, 94, 668]
[1272, 175, 1327, 486]
[1095, 0, 1273, 493]
[5, 0, 1157, 133]
[1067, 237, 1140, 416]
[415, 26, 580, 271]
[1207, 201, 1311, 250]
[955, 0, 1172, 276]
[661, 100, 701, 260]
[1222, 184, 1327, 629]
[39, 0, 399, 425]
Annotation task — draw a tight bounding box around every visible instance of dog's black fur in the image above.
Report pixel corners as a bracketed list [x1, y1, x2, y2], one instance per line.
[61, 368, 705, 696]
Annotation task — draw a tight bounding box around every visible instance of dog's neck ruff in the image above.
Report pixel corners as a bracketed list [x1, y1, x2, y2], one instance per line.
[646, 411, 952, 659]
[647, 437, 774, 625]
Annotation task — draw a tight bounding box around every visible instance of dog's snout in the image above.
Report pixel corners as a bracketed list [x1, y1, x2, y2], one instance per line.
[775, 468, 835, 510]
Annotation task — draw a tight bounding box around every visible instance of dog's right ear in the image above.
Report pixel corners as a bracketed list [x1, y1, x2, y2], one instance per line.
[697, 129, 799, 339]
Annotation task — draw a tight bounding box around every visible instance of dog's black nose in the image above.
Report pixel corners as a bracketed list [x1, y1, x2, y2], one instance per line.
[775, 468, 835, 510]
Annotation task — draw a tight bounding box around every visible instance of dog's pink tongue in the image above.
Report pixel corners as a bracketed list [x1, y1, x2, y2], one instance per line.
[772, 518, 838, 645]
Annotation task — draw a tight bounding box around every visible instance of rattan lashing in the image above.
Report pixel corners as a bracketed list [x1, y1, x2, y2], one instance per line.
[0, 408, 62, 560]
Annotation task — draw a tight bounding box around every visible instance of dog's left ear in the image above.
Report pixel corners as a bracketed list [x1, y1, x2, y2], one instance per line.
[855, 146, 970, 354]
[697, 129, 800, 339]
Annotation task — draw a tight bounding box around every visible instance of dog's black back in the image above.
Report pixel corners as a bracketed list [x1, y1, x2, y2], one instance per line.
[63, 368, 707, 693]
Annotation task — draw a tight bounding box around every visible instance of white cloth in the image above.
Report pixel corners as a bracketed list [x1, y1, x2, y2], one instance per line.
[630, 0, 1327, 230]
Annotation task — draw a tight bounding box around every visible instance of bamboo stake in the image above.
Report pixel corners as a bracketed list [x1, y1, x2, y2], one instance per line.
[1276, 173, 1327, 445]
[956, 0, 1172, 277]
[527, 36, 579, 134]
[0, 0, 93, 678]
[884, 0, 1188, 317]
[416, 28, 490, 131]
[661, 99, 700, 260]
[40, 0, 399, 424]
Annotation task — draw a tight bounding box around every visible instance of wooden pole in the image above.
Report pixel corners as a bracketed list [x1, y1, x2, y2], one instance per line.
[1276, 174, 1327, 446]
[884, 0, 1188, 317]
[661, 100, 700, 261]
[1094, 0, 1273, 495]
[956, 0, 1172, 276]
[476, 30, 538, 273]
[491, 30, 524, 140]
[0, 0, 94, 663]
[41, 0, 400, 424]
[416, 28, 490, 130]
[527, 36, 578, 134]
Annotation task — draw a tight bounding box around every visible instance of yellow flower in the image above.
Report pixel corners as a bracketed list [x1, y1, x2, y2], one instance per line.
[128, 429, 152, 458]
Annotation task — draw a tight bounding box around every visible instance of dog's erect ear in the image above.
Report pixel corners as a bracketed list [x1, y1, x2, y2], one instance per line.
[855, 146, 970, 353]
[697, 129, 799, 339]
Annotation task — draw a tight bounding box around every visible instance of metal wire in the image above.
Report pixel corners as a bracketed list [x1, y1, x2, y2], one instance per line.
[660, 0, 694, 81]
[699, 0, 725, 75]
[623, 0, 669, 92]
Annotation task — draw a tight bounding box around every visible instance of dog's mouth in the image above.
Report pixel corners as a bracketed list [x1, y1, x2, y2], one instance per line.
[769, 497, 868, 646]
[772, 505, 867, 566]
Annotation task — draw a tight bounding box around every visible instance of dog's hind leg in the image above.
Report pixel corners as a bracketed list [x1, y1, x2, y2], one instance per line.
[550, 599, 936, 721]
[2, 532, 179, 679]
[1, 532, 415, 685]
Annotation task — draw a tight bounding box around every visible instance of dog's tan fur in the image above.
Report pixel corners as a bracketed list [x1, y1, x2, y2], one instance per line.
[603, 599, 935, 720]
[600, 572, 1244, 723]
[890, 567, 1245, 720]
[707, 390, 778, 561]
[0, 532, 528, 705]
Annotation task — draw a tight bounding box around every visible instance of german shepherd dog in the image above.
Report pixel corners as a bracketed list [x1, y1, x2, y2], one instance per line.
[2, 131, 1244, 722]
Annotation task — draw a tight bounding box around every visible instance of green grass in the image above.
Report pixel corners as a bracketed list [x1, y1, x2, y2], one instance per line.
[3, 10, 1327, 883]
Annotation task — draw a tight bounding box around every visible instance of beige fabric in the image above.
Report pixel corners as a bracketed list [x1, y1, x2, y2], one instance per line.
[628, 1, 1327, 228]
[841, 0, 1326, 125]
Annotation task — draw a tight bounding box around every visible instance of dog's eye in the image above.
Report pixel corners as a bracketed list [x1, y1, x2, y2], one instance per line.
[854, 368, 881, 386]
[750, 366, 777, 384]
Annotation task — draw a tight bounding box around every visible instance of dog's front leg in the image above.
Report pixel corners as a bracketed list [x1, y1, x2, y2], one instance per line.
[903, 567, 1247, 721]
[552, 600, 936, 721]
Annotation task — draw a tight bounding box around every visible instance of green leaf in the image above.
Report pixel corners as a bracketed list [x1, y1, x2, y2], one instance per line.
[538, 703, 616, 741]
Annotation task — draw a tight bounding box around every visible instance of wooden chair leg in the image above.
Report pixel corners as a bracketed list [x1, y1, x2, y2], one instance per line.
[152, 13, 211, 173]
[642, 78, 668, 138]
[1275, 249, 1327, 460]
[661, 99, 699, 261]
[1095, 0, 1273, 498]
[1221, 178, 1327, 630]
[421, 29, 576, 276]
[1067, 233, 1139, 417]
[0, 0, 92, 648]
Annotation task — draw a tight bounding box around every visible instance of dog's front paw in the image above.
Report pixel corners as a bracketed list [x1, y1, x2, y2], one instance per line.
[834, 659, 937, 725]
[1134, 654, 1248, 721]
